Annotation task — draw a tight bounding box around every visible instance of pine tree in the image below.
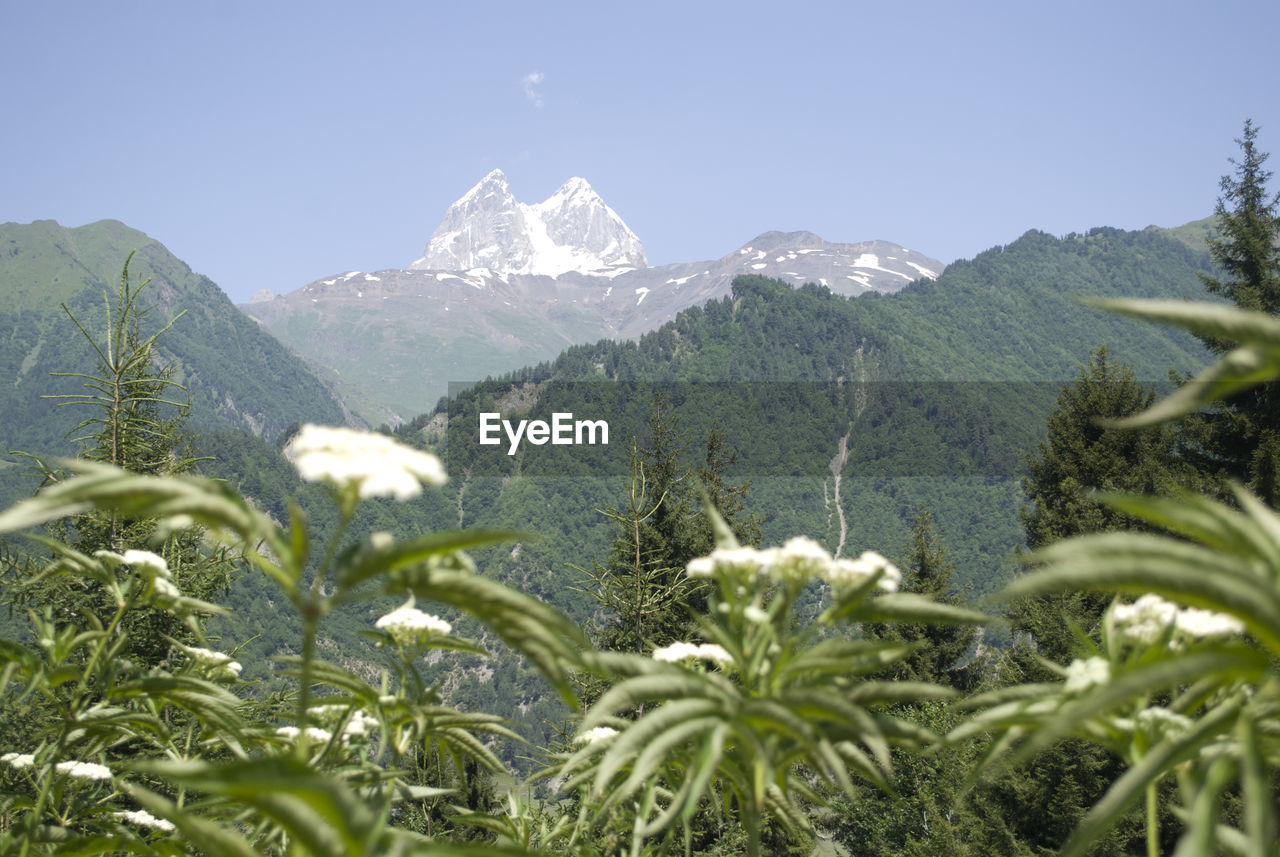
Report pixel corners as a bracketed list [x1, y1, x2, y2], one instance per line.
[7, 253, 230, 665]
[1014, 346, 1193, 666]
[869, 510, 975, 690]
[582, 441, 690, 656]
[1183, 119, 1280, 503]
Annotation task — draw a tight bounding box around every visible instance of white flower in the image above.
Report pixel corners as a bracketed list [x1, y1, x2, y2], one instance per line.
[823, 550, 901, 593]
[695, 643, 733, 666]
[307, 704, 347, 720]
[152, 576, 180, 602]
[772, 537, 831, 583]
[1111, 594, 1179, 644]
[1, 752, 35, 768]
[744, 605, 769, 624]
[376, 605, 452, 646]
[653, 641, 703, 662]
[687, 545, 780, 579]
[1174, 607, 1244, 638]
[276, 726, 332, 743]
[114, 809, 175, 832]
[308, 705, 377, 741]
[121, 550, 170, 578]
[685, 556, 716, 577]
[573, 726, 619, 745]
[1135, 706, 1193, 741]
[1112, 595, 1244, 646]
[289, 424, 447, 500]
[653, 642, 733, 667]
[184, 646, 241, 680]
[343, 710, 378, 740]
[859, 551, 902, 593]
[55, 760, 112, 781]
[187, 646, 233, 666]
[1063, 657, 1111, 693]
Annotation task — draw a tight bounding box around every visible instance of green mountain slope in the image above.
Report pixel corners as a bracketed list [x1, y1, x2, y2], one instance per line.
[411, 225, 1216, 603]
[0, 219, 350, 465]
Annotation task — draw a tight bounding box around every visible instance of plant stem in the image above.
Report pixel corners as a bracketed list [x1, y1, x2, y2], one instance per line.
[1146, 781, 1159, 857]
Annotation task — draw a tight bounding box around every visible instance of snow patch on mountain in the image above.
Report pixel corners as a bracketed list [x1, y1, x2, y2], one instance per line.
[412, 169, 647, 277]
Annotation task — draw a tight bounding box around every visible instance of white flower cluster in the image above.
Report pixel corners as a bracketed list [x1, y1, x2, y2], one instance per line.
[375, 605, 452, 647]
[1135, 706, 1193, 741]
[55, 760, 112, 781]
[185, 646, 243, 679]
[122, 549, 170, 577]
[276, 726, 334, 743]
[95, 549, 180, 603]
[686, 539, 900, 592]
[1063, 656, 1111, 693]
[307, 705, 379, 741]
[573, 726, 619, 746]
[653, 641, 733, 666]
[1111, 594, 1243, 646]
[114, 809, 175, 832]
[290, 424, 447, 500]
[1, 752, 35, 768]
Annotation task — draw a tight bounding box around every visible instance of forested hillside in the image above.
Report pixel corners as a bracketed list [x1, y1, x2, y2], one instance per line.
[0, 219, 349, 468]
[409, 226, 1214, 602]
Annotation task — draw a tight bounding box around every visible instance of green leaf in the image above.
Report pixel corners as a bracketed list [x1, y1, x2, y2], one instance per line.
[390, 567, 587, 703]
[133, 757, 381, 857]
[339, 529, 523, 590]
[121, 782, 260, 857]
[852, 592, 992, 626]
[1056, 699, 1243, 857]
[1014, 531, 1280, 654]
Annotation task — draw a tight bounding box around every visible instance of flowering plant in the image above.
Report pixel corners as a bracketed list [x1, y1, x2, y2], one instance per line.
[556, 506, 986, 857]
[961, 298, 1280, 857]
[0, 428, 586, 857]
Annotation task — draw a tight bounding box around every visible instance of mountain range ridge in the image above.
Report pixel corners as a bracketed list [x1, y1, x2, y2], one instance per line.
[245, 170, 946, 424]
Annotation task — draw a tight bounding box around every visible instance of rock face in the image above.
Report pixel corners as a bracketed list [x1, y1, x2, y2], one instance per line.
[411, 170, 646, 276]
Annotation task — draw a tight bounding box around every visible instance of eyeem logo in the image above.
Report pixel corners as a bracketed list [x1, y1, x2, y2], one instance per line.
[479, 412, 609, 456]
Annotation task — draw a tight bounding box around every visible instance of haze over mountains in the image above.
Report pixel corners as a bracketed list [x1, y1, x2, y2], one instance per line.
[245, 171, 944, 425]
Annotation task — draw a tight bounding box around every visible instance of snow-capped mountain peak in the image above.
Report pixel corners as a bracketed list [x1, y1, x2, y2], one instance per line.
[412, 172, 646, 276]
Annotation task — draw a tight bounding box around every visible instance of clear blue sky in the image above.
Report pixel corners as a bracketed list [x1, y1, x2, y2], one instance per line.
[3, 1, 1278, 304]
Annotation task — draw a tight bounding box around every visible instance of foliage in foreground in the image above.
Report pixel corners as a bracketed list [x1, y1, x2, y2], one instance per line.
[964, 296, 1280, 857]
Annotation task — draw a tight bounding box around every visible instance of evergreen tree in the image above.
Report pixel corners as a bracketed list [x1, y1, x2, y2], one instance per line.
[584, 395, 761, 660]
[1014, 346, 1190, 666]
[5, 253, 230, 665]
[581, 441, 690, 657]
[998, 349, 1191, 857]
[868, 510, 975, 690]
[1183, 119, 1280, 503]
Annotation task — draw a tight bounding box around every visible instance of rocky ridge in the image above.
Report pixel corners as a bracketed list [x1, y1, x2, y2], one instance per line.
[244, 173, 944, 424]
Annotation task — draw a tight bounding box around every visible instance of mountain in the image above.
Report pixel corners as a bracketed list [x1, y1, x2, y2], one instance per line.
[411, 169, 646, 276]
[247, 171, 943, 425]
[0, 219, 350, 469]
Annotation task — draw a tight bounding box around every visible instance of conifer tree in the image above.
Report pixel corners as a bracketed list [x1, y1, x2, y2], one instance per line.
[1183, 119, 1280, 503]
[868, 510, 975, 690]
[1012, 347, 1195, 666]
[6, 253, 230, 665]
[584, 395, 761, 659]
